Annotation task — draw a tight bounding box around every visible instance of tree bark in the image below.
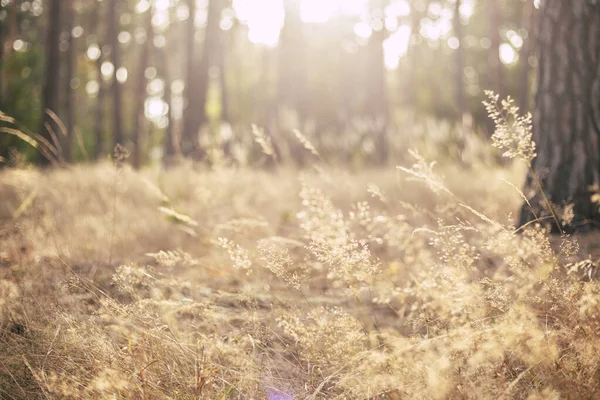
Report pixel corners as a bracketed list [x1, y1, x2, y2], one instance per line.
[217, 39, 230, 125]
[278, 0, 308, 125]
[63, 0, 75, 162]
[108, 0, 125, 150]
[400, 1, 424, 115]
[488, 0, 504, 97]
[181, 0, 221, 159]
[162, 59, 175, 166]
[453, 0, 466, 121]
[518, 0, 537, 114]
[132, 5, 153, 169]
[161, 6, 177, 166]
[365, 0, 389, 165]
[39, 0, 61, 165]
[91, 1, 106, 160]
[180, 0, 197, 157]
[0, 3, 4, 109]
[519, 0, 600, 232]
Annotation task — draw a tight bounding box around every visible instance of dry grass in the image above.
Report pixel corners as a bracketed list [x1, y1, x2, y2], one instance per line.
[2, 108, 600, 398]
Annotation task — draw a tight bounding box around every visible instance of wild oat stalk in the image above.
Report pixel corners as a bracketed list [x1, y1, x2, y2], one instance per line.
[292, 129, 324, 162]
[252, 124, 277, 162]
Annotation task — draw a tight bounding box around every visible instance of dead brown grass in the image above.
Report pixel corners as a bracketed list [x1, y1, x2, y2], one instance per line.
[1, 119, 600, 398]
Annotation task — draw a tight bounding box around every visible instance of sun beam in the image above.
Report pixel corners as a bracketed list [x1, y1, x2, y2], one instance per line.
[231, 0, 414, 69]
[233, 0, 375, 45]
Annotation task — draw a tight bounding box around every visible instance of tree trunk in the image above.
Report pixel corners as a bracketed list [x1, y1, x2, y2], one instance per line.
[518, 0, 537, 114]
[400, 1, 423, 115]
[63, 0, 75, 162]
[181, 0, 221, 159]
[91, 2, 106, 160]
[365, 0, 389, 165]
[132, 5, 153, 169]
[161, 7, 176, 167]
[3, 0, 17, 108]
[162, 60, 175, 166]
[108, 0, 124, 150]
[488, 0, 504, 97]
[278, 0, 308, 125]
[95, 62, 106, 160]
[217, 40, 230, 125]
[453, 0, 466, 121]
[519, 0, 600, 233]
[486, 0, 505, 137]
[180, 0, 197, 157]
[0, 3, 5, 109]
[39, 0, 61, 165]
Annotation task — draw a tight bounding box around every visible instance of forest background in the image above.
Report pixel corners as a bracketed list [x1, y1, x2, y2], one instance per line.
[0, 0, 535, 167]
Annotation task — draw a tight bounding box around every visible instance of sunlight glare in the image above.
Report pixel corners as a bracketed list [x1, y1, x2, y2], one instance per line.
[147, 78, 165, 96]
[353, 21, 372, 39]
[145, 97, 169, 120]
[85, 80, 99, 96]
[499, 43, 518, 64]
[447, 36, 459, 50]
[155, 0, 170, 12]
[338, 0, 368, 16]
[144, 66, 157, 80]
[116, 67, 128, 83]
[100, 62, 114, 79]
[171, 79, 185, 95]
[152, 11, 169, 29]
[118, 31, 132, 45]
[385, 0, 410, 17]
[506, 30, 523, 49]
[135, 0, 150, 13]
[233, 0, 371, 45]
[459, 1, 474, 19]
[383, 24, 411, 70]
[300, 0, 337, 23]
[235, 0, 284, 47]
[86, 44, 101, 61]
[419, 17, 452, 40]
[176, 4, 190, 21]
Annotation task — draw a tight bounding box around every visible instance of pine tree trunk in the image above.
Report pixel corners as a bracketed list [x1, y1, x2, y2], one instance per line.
[108, 0, 124, 150]
[401, 1, 422, 117]
[0, 4, 4, 109]
[454, 0, 466, 121]
[218, 41, 230, 124]
[180, 0, 197, 157]
[132, 5, 153, 169]
[91, 2, 106, 160]
[4, 0, 17, 108]
[162, 64, 175, 165]
[181, 0, 221, 160]
[488, 0, 504, 97]
[94, 62, 106, 160]
[519, 0, 600, 232]
[366, 0, 389, 165]
[487, 0, 505, 137]
[63, 0, 75, 162]
[278, 0, 308, 128]
[161, 6, 176, 167]
[218, 42, 233, 157]
[518, 0, 537, 114]
[39, 0, 61, 165]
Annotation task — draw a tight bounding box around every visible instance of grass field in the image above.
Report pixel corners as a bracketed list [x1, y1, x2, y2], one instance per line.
[2, 127, 600, 399]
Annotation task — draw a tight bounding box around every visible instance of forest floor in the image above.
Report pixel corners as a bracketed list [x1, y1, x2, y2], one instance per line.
[1, 158, 600, 399]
